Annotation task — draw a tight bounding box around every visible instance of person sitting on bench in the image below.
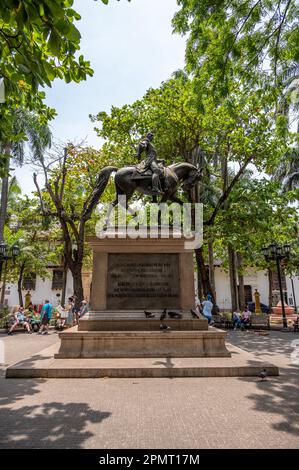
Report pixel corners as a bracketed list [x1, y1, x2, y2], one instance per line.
[232, 310, 242, 330]
[241, 307, 251, 327]
[8, 306, 31, 335]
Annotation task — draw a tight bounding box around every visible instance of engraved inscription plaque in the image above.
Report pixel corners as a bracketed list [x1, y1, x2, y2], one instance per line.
[107, 253, 180, 309]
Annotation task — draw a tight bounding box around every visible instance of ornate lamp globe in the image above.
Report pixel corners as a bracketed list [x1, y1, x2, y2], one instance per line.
[12, 244, 20, 258]
[0, 243, 7, 257]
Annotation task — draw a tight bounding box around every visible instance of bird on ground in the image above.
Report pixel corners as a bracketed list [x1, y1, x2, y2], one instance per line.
[168, 311, 183, 319]
[160, 308, 167, 321]
[144, 310, 155, 318]
[259, 368, 268, 381]
[190, 309, 200, 319]
[160, 323, 171, 332]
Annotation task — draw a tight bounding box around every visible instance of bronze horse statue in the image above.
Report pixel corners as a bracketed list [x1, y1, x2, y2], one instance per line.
[85, 162, 202, 225]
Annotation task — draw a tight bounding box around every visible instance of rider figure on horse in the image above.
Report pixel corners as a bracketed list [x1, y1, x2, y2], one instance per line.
[136, 132, 163, 195]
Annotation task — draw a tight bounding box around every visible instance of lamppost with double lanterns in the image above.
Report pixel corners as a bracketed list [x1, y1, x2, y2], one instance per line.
[0, 242, 20, 282]
[262, 242, 291, 330]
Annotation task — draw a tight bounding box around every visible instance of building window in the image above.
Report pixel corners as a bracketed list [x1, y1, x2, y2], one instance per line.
[23, 273, 36, 291]
[52, 269, 63, 290]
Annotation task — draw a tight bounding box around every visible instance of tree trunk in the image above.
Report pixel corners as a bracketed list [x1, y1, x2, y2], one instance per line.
[228, 245, 238, 311]
[17, 262, 26, 307]
[0, 143, 11, 243]
[236, 252, 245, 310]
[61, 256, 68, 307]
[268, 268, 273, 309]
[196, 261, 203, 300]
[208, 241, 216, 302]
[71, 265, 84, 308]
[0, 260, 7, 307]
[195, 247, 214, 301]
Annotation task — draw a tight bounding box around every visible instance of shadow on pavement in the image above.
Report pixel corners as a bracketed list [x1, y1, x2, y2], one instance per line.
[0, 399, 111, 448]
[231, 331, 299, 438]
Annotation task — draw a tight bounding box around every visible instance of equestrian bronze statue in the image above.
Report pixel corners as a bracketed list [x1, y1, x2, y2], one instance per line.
[85, 132, 202, 223]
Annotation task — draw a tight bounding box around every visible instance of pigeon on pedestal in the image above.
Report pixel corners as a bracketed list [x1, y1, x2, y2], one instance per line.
[259, 368, 268, 381]
[168, 311, 183, 319]
[144, 310, 155, 318]
[160, 323, 171, 332]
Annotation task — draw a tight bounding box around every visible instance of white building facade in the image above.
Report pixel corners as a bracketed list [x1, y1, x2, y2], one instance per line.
[214, 267, 299, 310]
[4, 269, 92, 309]
[3, 265, 299, 312]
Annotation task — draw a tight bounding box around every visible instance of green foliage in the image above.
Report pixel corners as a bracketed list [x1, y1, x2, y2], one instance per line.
[0, 108, 51, 183]
[92, 74, 293, 189]
[0, 0, 130, 169]
[5, 195, 60, 284]
[0, 1, 94, 96]
[172, 0, 299, 96]
[211, 175, 298, 270]
[92, 73, 297, 273]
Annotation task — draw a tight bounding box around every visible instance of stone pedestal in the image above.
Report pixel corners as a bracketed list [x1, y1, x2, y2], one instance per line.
[55, 330, 230, 359]
[56, 230, 230, 359]
[88, 232, 195, 312]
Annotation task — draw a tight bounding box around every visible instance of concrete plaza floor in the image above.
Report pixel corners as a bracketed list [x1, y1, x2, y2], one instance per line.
[0, 329, 298, 449]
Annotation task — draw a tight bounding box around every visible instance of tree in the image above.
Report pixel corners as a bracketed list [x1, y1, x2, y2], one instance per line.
[0, 109, 51, 242]
[0, 0, 130, 170]
[172, 0, 299, 95]
[33, 144, 117, 306]
[211, 174, 298, 309]
[2, 195, 58, 306]
[91, 74, 293, 301]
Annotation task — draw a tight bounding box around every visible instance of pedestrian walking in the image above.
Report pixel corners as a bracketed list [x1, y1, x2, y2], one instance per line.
[38, 299, 53, 335]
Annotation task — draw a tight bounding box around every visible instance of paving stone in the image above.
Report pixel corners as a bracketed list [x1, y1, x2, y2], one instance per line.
[0, 330, 298, 449]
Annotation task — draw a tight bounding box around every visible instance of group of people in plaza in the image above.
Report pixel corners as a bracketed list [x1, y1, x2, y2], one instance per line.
[7, 297, 89, 335]
[195, 293, 253, 329]
[232, 307, 252, 330]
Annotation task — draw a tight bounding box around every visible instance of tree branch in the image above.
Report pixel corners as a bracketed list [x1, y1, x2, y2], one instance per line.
[223, 0, 263, 72]
[273, 0, 292, 83]
[59, 147, 68, 201]
[33, 173, 57, 217]
[205, 154, 254, 226]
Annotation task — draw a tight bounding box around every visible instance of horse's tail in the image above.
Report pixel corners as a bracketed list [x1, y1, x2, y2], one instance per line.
[95, 166, 118, 188]
[82, 166, 118, 220]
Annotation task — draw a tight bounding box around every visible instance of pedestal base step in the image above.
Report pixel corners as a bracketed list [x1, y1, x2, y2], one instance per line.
[55, 328, 229, 358]
[6, 343, 279, 379]
[78, 318, 208, 332]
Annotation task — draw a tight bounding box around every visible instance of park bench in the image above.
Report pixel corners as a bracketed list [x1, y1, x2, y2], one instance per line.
[212, 314, 227, 329]
[249, 314, 270, 330]
[213, 314, 233, 329]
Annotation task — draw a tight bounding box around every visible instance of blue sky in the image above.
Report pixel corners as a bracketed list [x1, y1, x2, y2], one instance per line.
[16, 0, 186, 194]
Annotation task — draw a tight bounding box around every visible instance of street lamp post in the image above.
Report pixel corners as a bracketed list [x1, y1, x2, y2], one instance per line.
[263, 242, 290, 330]
[0, 242, 20, 281]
